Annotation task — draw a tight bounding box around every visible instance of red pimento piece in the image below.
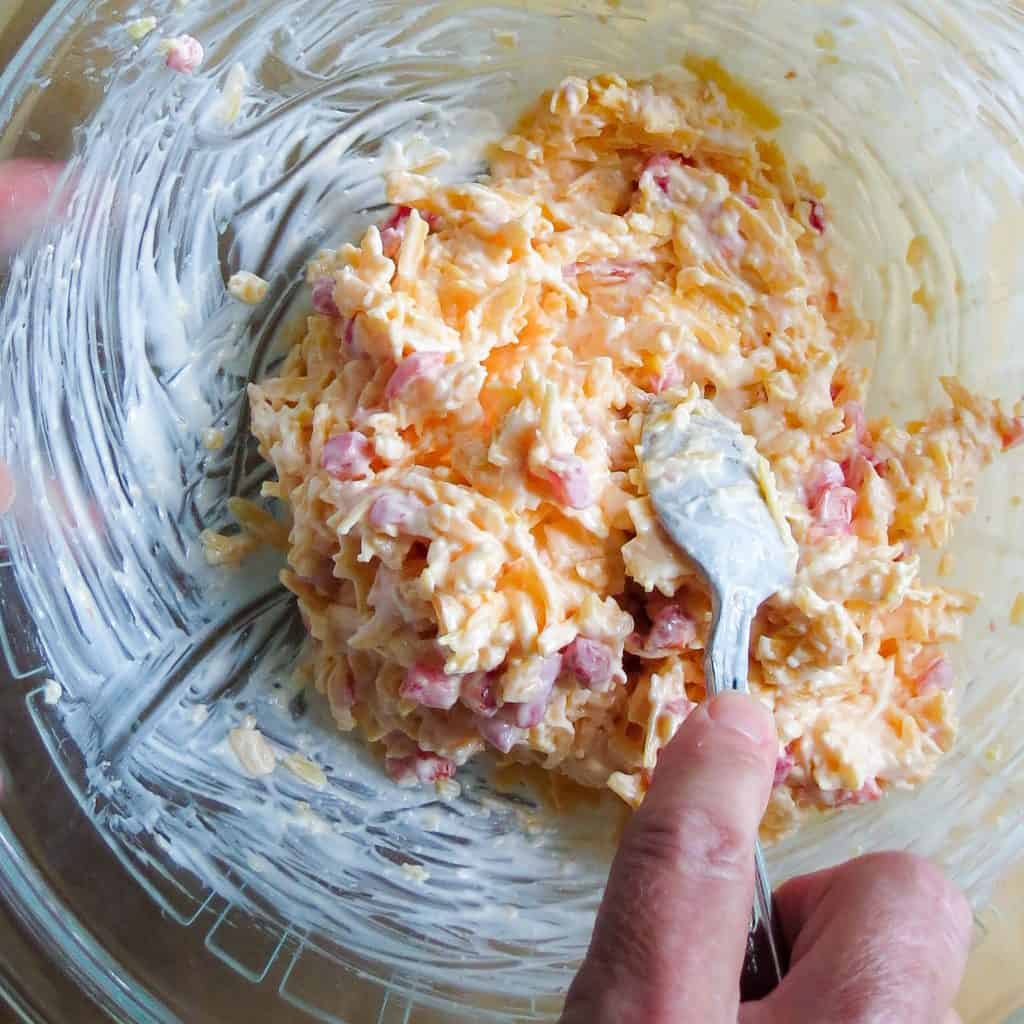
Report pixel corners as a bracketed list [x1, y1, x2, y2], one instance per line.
[773, 752, 795, 788]
[368, 490, 427, 532]
[476, 715, 521, 753]
[625, 603, 698, 659]
[563, 260, 638, 283]
[562, 637, 616, 689]
[380, 208, 410, 259]
[510, 698, 548, 729]
[338, 317, 357, 351]
[807, 460, 845, 502]
[914, 656, 954, 695]
[837, 401, 883, 488]
[385, 351, 446, 401]
[601, 263, 634, 280]
[828, 779, 882, 807]
[1001, 416, 1024, 451]
[501, 654, 562, 728]
[322, 431, 372, 480]
[740, 194, 760, 209]
[380, 205, 436, 259]
[165, 35, 204, 73]
[385, 751, 456, 786]
[311, 277, 340, 317]
[842, 454, 868, 491]
[461, 672, 498, 717]
[811, 484, 857, 537]
[641, 152, 696, 194]
[807, 460, 857, 535]
[381, 206, 411, 232]
[653, 363, 683, 394]
[533, 454, 593, 510]
[647, 604, 697, 652]
[807, 199, 826, 233]
[400, 663, 462, 710]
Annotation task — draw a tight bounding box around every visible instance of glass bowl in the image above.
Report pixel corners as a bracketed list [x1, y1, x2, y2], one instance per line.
[2, 1, 1024, 1021]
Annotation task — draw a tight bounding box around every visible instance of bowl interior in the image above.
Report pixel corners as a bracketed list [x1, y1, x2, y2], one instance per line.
[2, 1, 1024, 1021]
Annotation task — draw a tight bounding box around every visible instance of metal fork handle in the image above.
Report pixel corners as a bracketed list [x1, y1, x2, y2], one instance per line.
[742, 842, 789, 1000]
[706, 586, 789, 1001]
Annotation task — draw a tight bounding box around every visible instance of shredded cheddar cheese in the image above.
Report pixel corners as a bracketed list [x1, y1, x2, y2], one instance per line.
[247, 73, 1021, 838]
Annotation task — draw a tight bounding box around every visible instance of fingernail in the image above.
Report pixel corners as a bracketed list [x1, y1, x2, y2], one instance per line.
[706, 691, 775, 745]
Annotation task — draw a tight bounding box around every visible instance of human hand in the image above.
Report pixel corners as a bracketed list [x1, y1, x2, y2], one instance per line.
[0, 158, 65, 259]
[562, 691, 972, 1024]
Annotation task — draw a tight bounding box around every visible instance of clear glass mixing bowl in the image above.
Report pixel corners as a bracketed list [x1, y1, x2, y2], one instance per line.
[2, 1, 1024, 1021]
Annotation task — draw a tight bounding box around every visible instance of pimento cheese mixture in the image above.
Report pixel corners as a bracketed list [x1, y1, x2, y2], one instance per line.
[245, 73, 1023, 837]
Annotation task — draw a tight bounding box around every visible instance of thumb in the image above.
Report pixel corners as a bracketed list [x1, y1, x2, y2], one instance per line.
[562, 691, 777, 1024]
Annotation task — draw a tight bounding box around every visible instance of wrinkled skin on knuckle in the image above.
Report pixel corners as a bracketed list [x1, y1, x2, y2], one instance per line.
[828, 854, 972, 1023]
[577, 880, 667, 985]
[626, 805, 752, 885]
[861, 852, 972, 960]
[860, 856, 970, 942]
[825, 937, 923, 1023]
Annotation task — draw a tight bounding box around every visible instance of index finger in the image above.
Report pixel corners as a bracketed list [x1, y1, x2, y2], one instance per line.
[562, 692, 778, 1024]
